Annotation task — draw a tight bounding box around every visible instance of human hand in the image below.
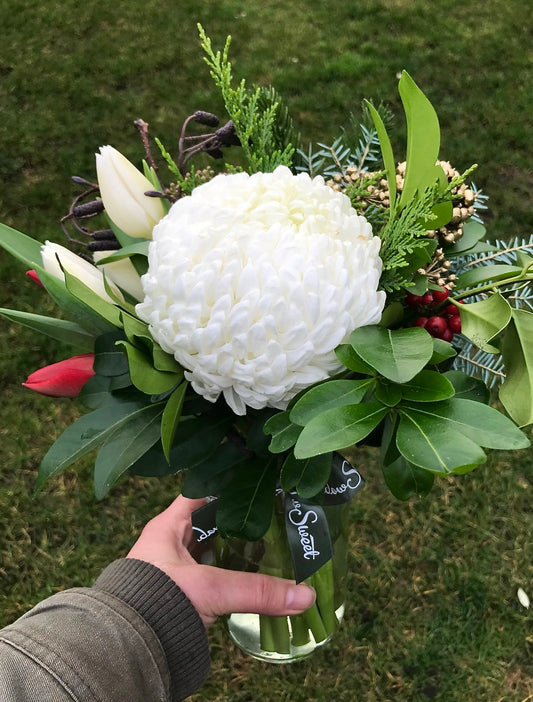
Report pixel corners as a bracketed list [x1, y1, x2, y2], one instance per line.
[127, 495, 316, 627]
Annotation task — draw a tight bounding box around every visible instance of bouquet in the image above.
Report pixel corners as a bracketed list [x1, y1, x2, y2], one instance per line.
[1, 27, 531, 660]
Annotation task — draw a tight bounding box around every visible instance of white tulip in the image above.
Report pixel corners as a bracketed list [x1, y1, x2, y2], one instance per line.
[41, 241, 123, 304]
[95, 145, 166, 239]
[93, 251, 144, 301]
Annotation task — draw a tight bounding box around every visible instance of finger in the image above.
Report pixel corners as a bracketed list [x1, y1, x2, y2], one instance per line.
[176, 565, 316, 621]
[155, 495, 207, 545]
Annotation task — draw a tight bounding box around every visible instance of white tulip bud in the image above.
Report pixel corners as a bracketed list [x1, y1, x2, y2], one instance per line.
[41, 241, 123, 304]
[95, 146, 166, 238]
[93, 251, 144, 301]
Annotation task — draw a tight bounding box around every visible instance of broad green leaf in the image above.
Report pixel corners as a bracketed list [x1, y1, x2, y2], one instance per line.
[375, 381, 402, 407]
[398, 71, 440, 208]
[121, 312, 151, 345]
[246, 410, 278, 458]
[280, 452, 333, 498]
[0, 222, 43, 267]
[294, 402, 388, 459]
[290, 378, 374, 426]
[401, 398, 530, 450]
[334, 344, 375, 374]
[217, 457, 278, 540]
[382, 452, 434, 500]
[129, 443, 177, 478]
[63, 267, 123, 329]
[350, 326, 433, 383]
[455, 263, 523, 289]
[459, 292, 511, 352]
[365, 100, 397, 207]
[181, 442, 248, 498]
[94, 403, 164, 498]
[94, 332, 129, 377]
[78, 374, 112, 409]
[117, 340, 182, 394]
[399, 370, 455, 402]
[378, 301, 404, 328]
[397, 410, 486, 474]
[168, 415, 232, 471]
[500, 309, 533, 426]
[161, 382, 188, 461]
[429, 337, 456, 364]
[96, 241, 150, 264]
[152, 346, 182, 373]
[0, 308, 94, 350]
[443, 371, 489, 402]
[36, 266, 117, 336]
[264, 411, 302, 453]
[446, 219, 488, 257]
[36, 399, 153, 490]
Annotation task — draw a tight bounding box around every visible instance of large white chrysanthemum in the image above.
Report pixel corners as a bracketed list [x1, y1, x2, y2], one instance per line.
[136, 166, 385, 415]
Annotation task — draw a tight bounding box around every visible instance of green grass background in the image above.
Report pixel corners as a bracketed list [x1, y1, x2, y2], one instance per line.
[0, 1, 532, 700]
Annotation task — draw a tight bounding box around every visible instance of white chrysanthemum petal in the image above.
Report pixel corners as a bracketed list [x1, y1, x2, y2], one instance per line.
[137, 165, 386, 415]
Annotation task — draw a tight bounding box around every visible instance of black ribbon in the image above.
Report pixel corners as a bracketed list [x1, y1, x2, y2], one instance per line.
[191, 454, 364, 583]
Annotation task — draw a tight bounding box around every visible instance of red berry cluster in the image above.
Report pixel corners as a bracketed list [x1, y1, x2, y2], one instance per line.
[405, 288, 462, 342]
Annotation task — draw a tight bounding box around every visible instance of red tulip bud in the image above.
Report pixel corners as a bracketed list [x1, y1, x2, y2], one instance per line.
[22, 353, 95, 398]
[26, 269, 44, 288]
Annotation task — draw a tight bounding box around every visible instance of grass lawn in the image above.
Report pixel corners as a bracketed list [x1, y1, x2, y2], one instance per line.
[1, 1, 532, 700]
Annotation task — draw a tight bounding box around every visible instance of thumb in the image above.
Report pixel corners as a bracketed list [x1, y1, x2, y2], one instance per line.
[183, 565, 316, 622]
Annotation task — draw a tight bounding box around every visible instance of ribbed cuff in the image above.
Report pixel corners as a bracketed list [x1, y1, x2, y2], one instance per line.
[95, 559, 210, 701]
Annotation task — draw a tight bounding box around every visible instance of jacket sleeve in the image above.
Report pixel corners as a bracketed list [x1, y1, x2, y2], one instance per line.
[0, 558, 210, 702]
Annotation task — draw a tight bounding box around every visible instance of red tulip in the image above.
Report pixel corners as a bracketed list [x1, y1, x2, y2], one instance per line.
[23, 353, 95, 398]
[26, 269, 44, 288]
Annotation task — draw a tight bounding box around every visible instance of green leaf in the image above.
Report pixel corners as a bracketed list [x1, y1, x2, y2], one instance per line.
[290, 378, 374, 426]
[168, 415, 232, 471]
[401, 398, 530, 450]
[378, 301, 405, 328]
[94, 332, 129, 377]
[161, 382, 188, 461]
[382, 452, 434, 500]
[264, 410, 302, 453]
[375, 381, 402, 407]
[281, 452, 333, 498]
[429, 338, 456, 364]
[181, 442, 248, 498]
[129, 443, 176, 478]
[399, 370, 455, 402]
[455, 264, 523, 289]
[446, 219, 488, 256]
[0, 222, 43, 267]
[63, 267, 123, 329]
[246, 411, 277, 458]
[36, 267, 117, 336]
[294, 402, 388, 459]
[94, 403, 164, 499]
[117, 340, 183, 394]
[443, 371, 489, 402]
[397, 409, 486, 474]
[459, 292, 512, 352]
[217, 457, 278, 540]
[36, 399, 152, 491]
[334, 344, 375, 374]
[95, 240, 150, 264]
[0, 308, 94, 350]
[365, 100, 397, 208]
[78, 374, 112, 409]
[500, 308, 533, 426]
[350, 326, 433, 383]
[398, 71, 441, 208]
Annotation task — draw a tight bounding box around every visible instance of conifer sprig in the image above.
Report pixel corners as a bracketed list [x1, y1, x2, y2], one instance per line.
[198, 25, 294, 173]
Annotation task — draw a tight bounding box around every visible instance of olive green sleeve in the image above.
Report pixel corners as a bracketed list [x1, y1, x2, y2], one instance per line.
[0, 559, 210, 701]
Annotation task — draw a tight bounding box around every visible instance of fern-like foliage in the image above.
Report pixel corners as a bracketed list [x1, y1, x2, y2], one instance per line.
[198, 26, 294, 173]
[295, 103, 389, 178]
[453, 338, 506, 389]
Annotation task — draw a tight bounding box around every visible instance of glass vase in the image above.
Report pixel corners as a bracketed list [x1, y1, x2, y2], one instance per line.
[216, 496, 350, 663]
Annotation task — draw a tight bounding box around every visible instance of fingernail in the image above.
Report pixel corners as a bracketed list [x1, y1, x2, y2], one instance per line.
[286, 584, 316, 611]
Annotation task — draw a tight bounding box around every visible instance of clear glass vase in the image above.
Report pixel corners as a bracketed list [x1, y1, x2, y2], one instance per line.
[216, 496, 350, 663]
